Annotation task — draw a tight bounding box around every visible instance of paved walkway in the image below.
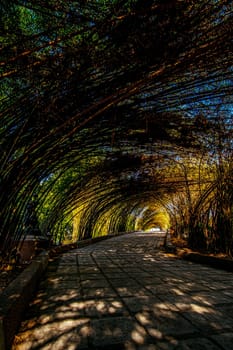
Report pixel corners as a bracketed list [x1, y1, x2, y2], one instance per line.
[12, 232, 233, 350]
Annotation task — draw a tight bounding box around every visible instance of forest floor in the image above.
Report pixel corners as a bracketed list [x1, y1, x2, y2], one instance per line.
[0, 264, 26, 293]
[171, 236, 232, 260]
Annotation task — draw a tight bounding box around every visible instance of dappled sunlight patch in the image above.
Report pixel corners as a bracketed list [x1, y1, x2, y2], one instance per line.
[116, 286, 153, 297]
[20, 318, 38, 332]
[143, 255, 158, 262]
[162, 277, 185, 283]
[50, 333, 84, 350]
[83, 298, 127, 317]
[135, 311, 151, 325]
[147, 327, 163, 340]
[12, 334, 34, 350]
[12, 318, 91, 350]
[89, 316, 137, 347]
[82, 287, 117, 298]
[39, 310, 84, 323]
[135, 309, 198, 338]
[192, 292, 233, 306]
[51, 289, 81, 302]
[96, 299, 122, 313]
[190, 303, 214, 315]
[131, 323, 147, 344]
[152, 301, 178, 312]
[169, 288, 185, 296]
[135, 312, 164, 340]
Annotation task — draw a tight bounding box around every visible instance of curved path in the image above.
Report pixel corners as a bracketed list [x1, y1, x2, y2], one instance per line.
[12, 232, 233, 349]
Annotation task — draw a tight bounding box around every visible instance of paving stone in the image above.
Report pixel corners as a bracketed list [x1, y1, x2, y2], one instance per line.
[77, 259, 94, 266]
[40, 279, 80, 290]
[138, 278, 164, 284]
[211, 332, 233, 350]
[122, 267, 148, 273]
[124, 272, 153, 278]
[11, 232, 233, 350]
[81, 278, 110, 288]
[138, 344, 162, 350]
[207, 281, 233, 290]
[153, 337, 223, 350]
[110, 278, 141, 287]
[82, 287, 117, 298]
[82, 298, 128, 317]
[173, 282, 211, 293]
[144, 285, 173, 295]
[157, 294, 199, 311]
[116, 286, 153, 297]
[181, 310, 223, 333]
[123, 296, 168, 314]
[12, 318, 90, 350]
[80, 273, 107, 280]
[135, 310, 198, 338]
[34, 288, 83, 302]
[89, 316, 147, 347]
[96, 265, 119, 270]
[197, 308, 233, 331]
[56, 266, 78, 274]
[58, 257, 77, 265]
[106, 272, 131, 279]
[221, 289, 233, 299]
[191, 291, 233, 305]
[215, 303, 233, 319]
[47, 331, 89, 350]
[39, 301, 87, 317]
[78, 266, 100, 273]
[42, 273, 80, 281]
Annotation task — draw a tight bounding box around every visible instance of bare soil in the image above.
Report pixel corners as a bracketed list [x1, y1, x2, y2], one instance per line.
[0, 265, 26, 293]
[171, 236, 233, 260]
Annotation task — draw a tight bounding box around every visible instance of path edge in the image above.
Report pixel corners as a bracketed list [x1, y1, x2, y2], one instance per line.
[0, 251, 49, 350]
[178, 250, 233, 272]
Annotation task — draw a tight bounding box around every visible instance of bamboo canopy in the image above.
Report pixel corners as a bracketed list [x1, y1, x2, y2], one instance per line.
[0, 1, 233, 258]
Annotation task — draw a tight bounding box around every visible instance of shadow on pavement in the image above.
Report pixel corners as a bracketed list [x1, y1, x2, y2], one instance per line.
[12, 232, 233, 350]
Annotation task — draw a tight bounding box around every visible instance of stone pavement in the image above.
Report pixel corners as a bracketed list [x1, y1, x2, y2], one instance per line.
[12, 232, 233, 350]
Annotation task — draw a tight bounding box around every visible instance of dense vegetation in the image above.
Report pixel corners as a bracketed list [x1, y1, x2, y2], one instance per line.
[0, 0, 232, 263]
